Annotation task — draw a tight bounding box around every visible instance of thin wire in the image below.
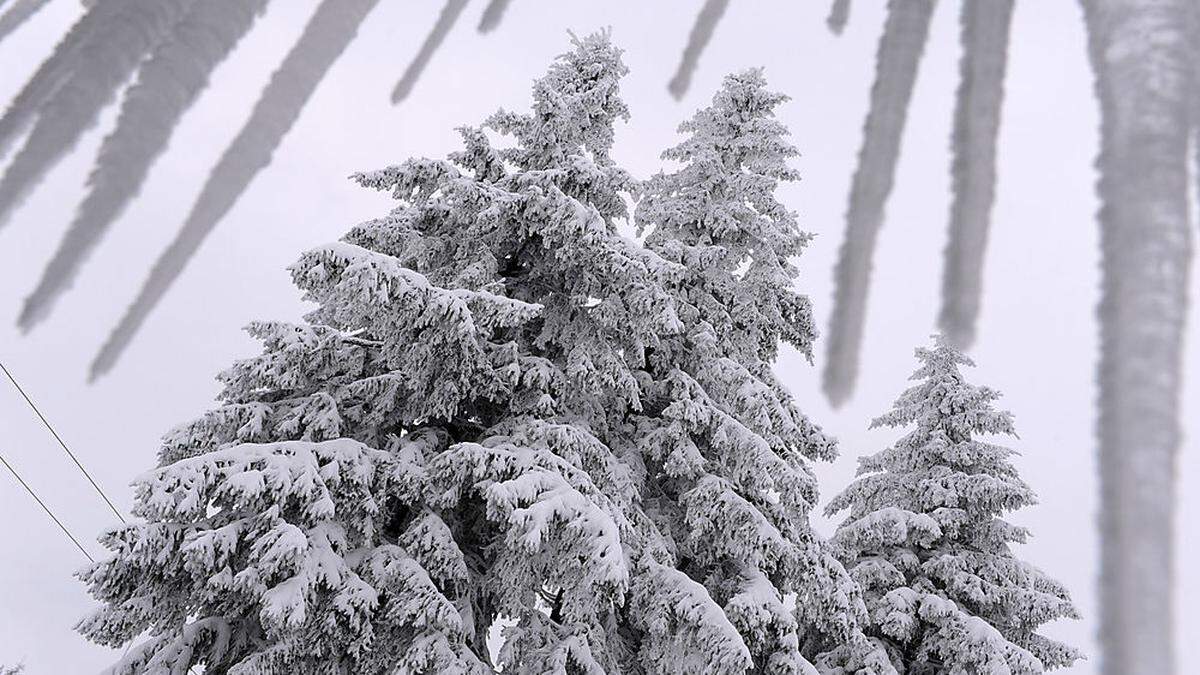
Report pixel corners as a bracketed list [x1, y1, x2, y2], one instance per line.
[0, 359, 126, 522]
[0, 448, 94, 562]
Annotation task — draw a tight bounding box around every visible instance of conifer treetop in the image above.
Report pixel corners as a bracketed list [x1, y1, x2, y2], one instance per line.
[826, 336, 1082, 673]
[637, 68, 817, 365]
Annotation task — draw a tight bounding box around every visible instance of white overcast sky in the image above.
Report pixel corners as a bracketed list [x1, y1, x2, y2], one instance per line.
[0, 1, 1196, 672]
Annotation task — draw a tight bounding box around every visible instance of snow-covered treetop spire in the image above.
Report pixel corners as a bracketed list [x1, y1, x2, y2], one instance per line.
[833, 334, 1034, 534]
[488, 29, 630, 169]
[626, 70, 896, 673]
[637, 68, 816, 364]
[826, 336, 1081, 673]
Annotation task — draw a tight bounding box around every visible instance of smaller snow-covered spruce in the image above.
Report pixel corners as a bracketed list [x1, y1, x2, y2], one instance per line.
[826, 337, 1081, 674]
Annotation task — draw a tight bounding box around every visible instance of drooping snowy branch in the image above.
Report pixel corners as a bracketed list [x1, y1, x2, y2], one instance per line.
[0, 0, 50, 45]
[90, 0, 381, 380]
[938, 0, 1015, 349]
[666, 0, 729, 100]
[0, 0, 193, 231]
[1080, 2, 1192, 673]
[823, 0, 935, 407]
[18, 0, 268, 331]
[477, 0, 511, 34]
[391, 0, 468, 103]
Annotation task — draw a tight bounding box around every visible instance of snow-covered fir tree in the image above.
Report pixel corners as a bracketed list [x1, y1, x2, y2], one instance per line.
[78, 35, 887, 674]
[632, 69, 892, 674]
[825, 337, 1081, 674]
[77, 31, 678, 673]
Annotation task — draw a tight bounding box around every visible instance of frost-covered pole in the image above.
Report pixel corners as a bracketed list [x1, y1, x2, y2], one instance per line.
[0, 0, 50, 45]
[18, 0, 268, 331]
[1081, 1, 1192, 673]
[667, 0, 729, 100]
[0, 0, 193, 231]
[823, 0, 935, 407]
[391, 0, 467, 103]
[938, 0, 1014, 349]
[91, 0, 380, 380]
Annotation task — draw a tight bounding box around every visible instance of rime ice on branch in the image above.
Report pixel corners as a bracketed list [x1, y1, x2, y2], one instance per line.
[826, 337, 1081, 673]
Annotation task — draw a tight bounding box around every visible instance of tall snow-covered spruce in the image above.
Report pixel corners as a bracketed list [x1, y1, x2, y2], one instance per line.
[78, 35, 881, 674]
[77, 31, 667, 673]
[826, 337, 1081, 674]
[634, 69, 891, 674]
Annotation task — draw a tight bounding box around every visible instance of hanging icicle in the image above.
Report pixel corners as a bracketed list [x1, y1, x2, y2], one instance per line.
[0, 0, 194, 231]
[90, 0, 381, 380]
[823, 0, 935, 407]
[667, 0, 729, 100]
[1081, 1, 1192, 674]
[0, 0, 50, 45]
[392, 0, 468, 103]
[0, 0, 118, 161]
[477, 0, 510, 34]
[826, 0, 851, 35]
[18, 0, 269, 331]
[937, 0, 1014, 349]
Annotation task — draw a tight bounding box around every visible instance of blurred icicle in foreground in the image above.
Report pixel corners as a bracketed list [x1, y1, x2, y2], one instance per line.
[1081, 0, 1192, 673]
[476, 0, 511, 34]
[19, 0, 269, 331]
[91, 0, 381, 380]
[0, 0, 116, 160]
[825, 0, 851, 35]
[0, 0, 50, 44]
[823, 0, 934, 407]
[667, 0, 728, 99]
[938, 0, 1014, 348]
[0, 0, 193, 231]
[391, 0, 467, 103]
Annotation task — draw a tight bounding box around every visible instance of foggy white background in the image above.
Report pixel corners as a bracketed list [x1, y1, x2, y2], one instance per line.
[0, 1, 1196, 672]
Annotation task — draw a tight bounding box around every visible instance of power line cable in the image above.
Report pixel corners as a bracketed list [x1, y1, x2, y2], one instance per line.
[0, 359, 125, 522]
[0, 363, 176, 668]
[0, 447, 94, 562]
